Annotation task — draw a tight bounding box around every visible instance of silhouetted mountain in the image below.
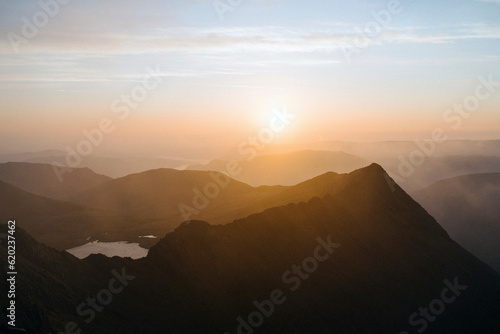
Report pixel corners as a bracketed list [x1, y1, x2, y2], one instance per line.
[0, 180, 83, 217]
[74, 169, 276, 227]
[1, 165, 355, 251]
[0, 180, 153, 250]
[0, 149, 195, 178]
[0, 162, 111, 201]
[2, 164, 500, 333]
[72, 166, 381, 241]
[413, 173, 500, 272]
[188, 150, 370, 186]
[0, 226, 133, 333]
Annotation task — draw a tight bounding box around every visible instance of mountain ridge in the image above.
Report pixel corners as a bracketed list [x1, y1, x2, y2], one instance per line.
[0, 162, 111, 201]
[2, 164, 500, 333]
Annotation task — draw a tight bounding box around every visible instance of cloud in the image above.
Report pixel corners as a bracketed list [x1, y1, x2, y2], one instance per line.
[2, 21, 500, 57]
[1, 20, 499, 86]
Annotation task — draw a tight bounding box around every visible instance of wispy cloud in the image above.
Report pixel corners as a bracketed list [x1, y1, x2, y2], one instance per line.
[2, 23, 499, 56]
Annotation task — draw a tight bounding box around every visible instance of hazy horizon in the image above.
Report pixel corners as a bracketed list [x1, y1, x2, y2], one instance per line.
[1, 0, 500, 156]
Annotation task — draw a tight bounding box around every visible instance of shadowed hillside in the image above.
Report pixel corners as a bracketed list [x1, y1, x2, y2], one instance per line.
[71, 166, 387, 243]
[413, 173, 500, 272]
[0, 226, 133, 333]
[0, 180, 154, 250]
[0, 162, 111, 201]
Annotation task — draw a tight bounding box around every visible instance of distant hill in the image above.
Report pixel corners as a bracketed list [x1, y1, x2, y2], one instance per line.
[72, 166, 376, 238]
[188, 150, 370, 186]
[0, 162, 111, 201]
[260, 140, 500, 161]
[25, 155, 193, 178]
[0, 150, 194, 178]
[2, 164, 500, 333]
[189, 142, 500, 191]
[413, 173, 500, 272]
[0, 150, 66, 163]
[384, 155, 500, 192]
[235, 140, 500, 192]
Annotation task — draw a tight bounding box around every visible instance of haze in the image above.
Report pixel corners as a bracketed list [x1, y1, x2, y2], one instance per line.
[1, 0, 500, 157]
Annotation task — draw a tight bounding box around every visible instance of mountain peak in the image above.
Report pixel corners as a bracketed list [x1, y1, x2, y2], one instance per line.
[366, 162, 385, 172]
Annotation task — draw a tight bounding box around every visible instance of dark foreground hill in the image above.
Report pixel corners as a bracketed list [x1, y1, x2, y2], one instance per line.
[1, 164, 500, 333]
[413, 173, 500, 272]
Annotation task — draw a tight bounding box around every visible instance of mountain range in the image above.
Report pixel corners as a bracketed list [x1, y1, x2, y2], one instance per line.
[0, 151, 193, 178]
[0, 162, 111, 201]
[1, 164, 500, 333]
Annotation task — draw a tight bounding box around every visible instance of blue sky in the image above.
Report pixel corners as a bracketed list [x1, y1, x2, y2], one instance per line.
[0, 0, 499, 155]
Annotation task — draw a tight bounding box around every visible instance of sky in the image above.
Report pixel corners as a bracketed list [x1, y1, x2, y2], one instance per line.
[0, 0, 499, 157]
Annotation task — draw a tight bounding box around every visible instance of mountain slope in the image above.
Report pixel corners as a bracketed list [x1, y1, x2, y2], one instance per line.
[0, 179, 84, 217]
[75, 164, 381, 222]
[2, 164, 500, 333]
[73, 168, 280, 222]
[72, 166, 383, 240]
[0, 162, 111, 201]
[0, 165, 386, 251]
[413, 173, 500, 272]
[0, 226, 133, 333]
[188, 150, 370, 186]
[0, 180, 152, 250]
